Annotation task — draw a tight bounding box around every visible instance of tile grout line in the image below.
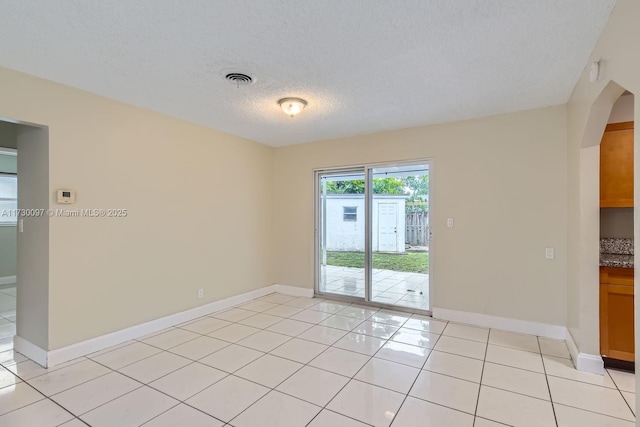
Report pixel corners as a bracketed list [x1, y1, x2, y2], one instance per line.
[553, 400, 638, 423]
[0, 367, 90, 425]
[302, 308, 406, 427]
[13, 305, 295, 425]
[471, 327, 490, 426]
[93, 343, 178, 372]
[606, 367, 636, 417]
[444, 351, 637, 422]
[0, 335, 609, 412]
[90, 302, 352, 386]
[538, 358, 637, 417]
[135, 396, 209, 427]
[538, 335, 559, 427]
[0, 340, 596, 422]
[105, 346, 255, 425]
[318, 322, 490, 422]
[42, 360, 146, 420]
[80, 356, 222, 425]
[217, 307, 387, 426]
[386, 321, 448, 426]
[137, 301, 373, 424]
[228, 302, 416, 426]
[3, 292, 221, 425]
[5, 305, 459, 425]
[4, 354, 87, 381]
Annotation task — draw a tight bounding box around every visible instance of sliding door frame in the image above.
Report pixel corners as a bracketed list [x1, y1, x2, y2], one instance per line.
[314, 159, 432, 314]
[314, 166, 367, 302]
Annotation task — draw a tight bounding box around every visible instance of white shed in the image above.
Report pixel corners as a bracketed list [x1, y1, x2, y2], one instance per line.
[323, 194, 406, 253]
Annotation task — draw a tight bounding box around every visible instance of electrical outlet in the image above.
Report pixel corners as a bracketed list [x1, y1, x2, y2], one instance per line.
[197, 288, 204, 299]
[545, 248, 555, 260]
[446, 218, 454, 228]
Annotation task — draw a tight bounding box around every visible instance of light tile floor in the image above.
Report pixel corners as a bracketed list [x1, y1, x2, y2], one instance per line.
[0, 290, 636, 426]
[0, 285, 17, 345]
[320, 266, 429, 310]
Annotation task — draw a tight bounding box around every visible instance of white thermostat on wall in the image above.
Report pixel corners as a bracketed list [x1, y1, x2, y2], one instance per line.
[56, 189, 76, 204]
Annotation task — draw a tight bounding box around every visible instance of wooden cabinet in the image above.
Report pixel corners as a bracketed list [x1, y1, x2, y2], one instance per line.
[600, 121, 634, 207]
[600, 266, 635, 362]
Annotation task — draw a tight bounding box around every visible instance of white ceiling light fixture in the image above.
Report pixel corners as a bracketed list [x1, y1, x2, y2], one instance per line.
[278, 97, 307, 117]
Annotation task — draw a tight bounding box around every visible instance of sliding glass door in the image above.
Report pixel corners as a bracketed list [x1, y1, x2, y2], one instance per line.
[315, 161, 430, 311]
[369, 164, 429, 310]
[316, 169, 366, 299]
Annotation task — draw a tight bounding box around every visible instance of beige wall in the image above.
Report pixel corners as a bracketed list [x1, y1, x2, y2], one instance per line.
[566, 0, 639, 377]
[0, 64, 572, 353]
[0, 66, 275, 349]
[274, 106, 568, 326]
[608, 93, 634, 124]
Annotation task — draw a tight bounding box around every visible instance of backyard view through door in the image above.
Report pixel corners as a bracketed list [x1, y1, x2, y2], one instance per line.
[317, 163, 430, 310]
[318, 170, 366, 299]
[370, 165, 429, 310]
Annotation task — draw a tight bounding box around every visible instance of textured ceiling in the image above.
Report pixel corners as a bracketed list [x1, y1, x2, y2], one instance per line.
[0, 1, 616, 146]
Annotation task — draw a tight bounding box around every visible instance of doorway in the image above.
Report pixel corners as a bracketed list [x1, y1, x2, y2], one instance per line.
[0, 118, 50, 365]
[0, 123, 18, 351]
[377, 203, 398, 252]
[598, 91, 635, 371]
[315, 161, 430, 312]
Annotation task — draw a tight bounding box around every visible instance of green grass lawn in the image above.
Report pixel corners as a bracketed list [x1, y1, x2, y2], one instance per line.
[326, 251, 429, 273]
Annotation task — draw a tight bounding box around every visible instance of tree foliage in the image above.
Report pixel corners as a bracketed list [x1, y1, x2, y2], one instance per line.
[324, 175, 429, 198]
[406, 204, 428, 212]
[373, 178, 405, 194]
[404, 175, 429, 200]
[325, 177, 405, 194]
[325, 180, 365, 194]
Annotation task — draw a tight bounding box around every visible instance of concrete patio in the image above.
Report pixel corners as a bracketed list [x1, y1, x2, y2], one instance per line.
[320, 265, 429, 310]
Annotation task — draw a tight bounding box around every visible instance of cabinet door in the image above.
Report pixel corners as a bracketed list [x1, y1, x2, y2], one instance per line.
[600, 283, 635, 361]
[600, 122, 634, 207]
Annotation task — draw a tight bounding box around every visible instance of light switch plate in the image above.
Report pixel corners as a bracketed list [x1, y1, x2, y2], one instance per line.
[545, 248, 555, 259]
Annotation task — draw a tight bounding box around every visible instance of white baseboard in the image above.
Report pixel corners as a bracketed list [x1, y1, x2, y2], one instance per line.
[0, 275, 16, 286]
[13, 335, 47, 367]
[565, 328, 580, 363]
[565, 329, 604, 375]
[432, 307, 567, 340]
[15, 283, 314, 368]
[272, 284, 314, 298]
[433, 307, 605, 375]
[575, 353, 605, 375]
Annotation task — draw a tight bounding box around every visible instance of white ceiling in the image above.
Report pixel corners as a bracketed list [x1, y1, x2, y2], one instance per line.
[0, 1, 616, 147]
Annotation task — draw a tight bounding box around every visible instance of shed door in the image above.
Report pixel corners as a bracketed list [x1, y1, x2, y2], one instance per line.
[378, 203, 398, 252]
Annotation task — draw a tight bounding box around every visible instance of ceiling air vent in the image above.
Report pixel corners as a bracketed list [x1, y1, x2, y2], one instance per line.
[225, 72, 253, 87]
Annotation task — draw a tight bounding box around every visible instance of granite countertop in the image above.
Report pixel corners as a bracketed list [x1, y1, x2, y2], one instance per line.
[600, 238, 634, 268]
[600, 253, 634, 268]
